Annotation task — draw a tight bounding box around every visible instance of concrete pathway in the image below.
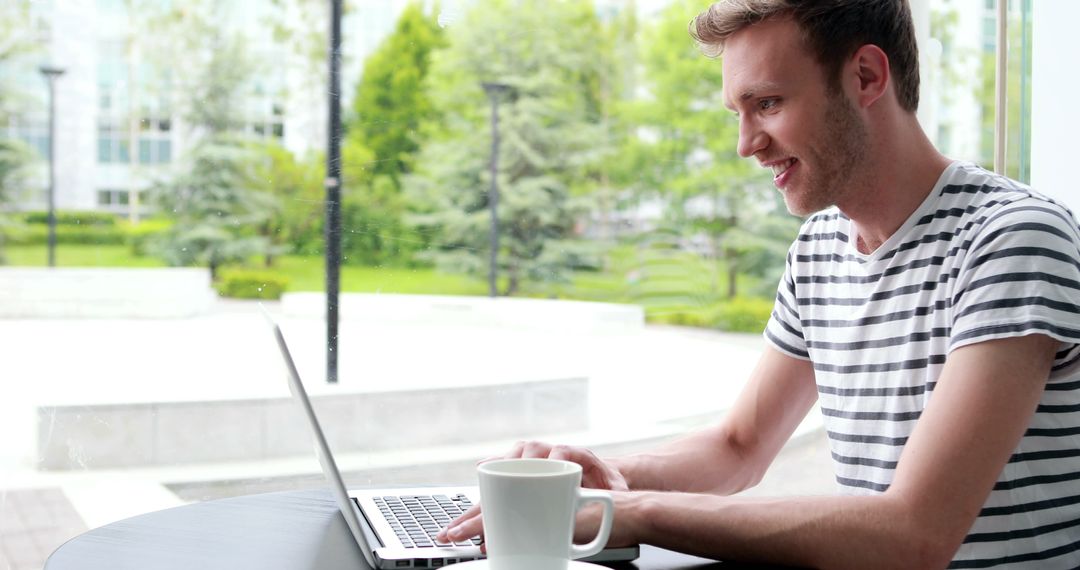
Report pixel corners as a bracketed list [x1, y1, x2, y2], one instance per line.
[0, 297, 833, 568]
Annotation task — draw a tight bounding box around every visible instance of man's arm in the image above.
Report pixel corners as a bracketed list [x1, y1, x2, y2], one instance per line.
[616, 334, 1059, 570]
[612, 345, 819, 495]
[439, 346, 818, 544]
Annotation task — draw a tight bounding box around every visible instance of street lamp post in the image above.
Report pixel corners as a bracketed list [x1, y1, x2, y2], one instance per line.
[481, 82, 510, 298]
[325, 0, 343, 384]
[40, 65, 65, 268]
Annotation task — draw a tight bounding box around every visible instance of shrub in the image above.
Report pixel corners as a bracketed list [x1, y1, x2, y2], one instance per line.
[644, 297, 773, 333]
[122, 219, 172, 256]
[645, 305, 716, 328]
[714, 297, 773, 333]
[215, 268, 290, 300]
[5, 224, 126, 245]
[24, 210, 117, 226]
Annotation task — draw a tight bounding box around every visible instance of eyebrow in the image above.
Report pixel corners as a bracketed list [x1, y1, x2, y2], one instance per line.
[724, 81, 784, 111]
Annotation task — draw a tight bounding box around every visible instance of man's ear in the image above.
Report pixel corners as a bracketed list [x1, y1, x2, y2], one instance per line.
[848, 44, 890, 109]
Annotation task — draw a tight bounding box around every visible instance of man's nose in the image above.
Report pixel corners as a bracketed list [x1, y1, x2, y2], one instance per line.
[737, 119, 768, 158]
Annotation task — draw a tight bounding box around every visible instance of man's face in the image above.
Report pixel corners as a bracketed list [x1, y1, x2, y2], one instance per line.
[722, 17, 868, 216]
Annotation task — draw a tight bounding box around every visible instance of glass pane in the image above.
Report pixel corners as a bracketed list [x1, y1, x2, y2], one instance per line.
[139, 139, 152, 163]
[0, 2, 1061, 569]
[98, 138, 112, 162]
[926, 0, 1032, 181]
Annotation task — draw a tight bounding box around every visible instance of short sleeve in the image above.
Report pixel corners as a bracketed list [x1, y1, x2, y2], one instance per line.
[950, 198, 1080, 352]
[764, 245, 810, 360]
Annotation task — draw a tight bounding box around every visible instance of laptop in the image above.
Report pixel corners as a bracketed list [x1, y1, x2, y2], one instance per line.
[265, 313, 640, 569]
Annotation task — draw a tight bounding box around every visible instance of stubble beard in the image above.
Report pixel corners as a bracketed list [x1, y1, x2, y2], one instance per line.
[784, 90, 870, 217]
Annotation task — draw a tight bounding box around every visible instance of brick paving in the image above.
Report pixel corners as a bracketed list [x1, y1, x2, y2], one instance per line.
[0, 489, 86, 570]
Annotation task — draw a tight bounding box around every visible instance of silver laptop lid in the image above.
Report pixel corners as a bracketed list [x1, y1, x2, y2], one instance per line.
[262, 310, 381, 569]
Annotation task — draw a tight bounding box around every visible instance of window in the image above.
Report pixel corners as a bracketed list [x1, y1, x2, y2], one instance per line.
[97, 116, 172, 165]
[2, 2, 1066, 569]
[97, 189, 140, 208]
[926, 0, 1032, 182]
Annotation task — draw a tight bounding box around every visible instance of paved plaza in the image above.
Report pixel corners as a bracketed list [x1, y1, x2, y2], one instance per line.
[0, 297, 834, 569]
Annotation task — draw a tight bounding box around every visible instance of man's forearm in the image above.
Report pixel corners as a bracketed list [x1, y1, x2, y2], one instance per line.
[621, 491, 959, 570]
[611, 426, 769, 495]
[610, 347, 820, 496]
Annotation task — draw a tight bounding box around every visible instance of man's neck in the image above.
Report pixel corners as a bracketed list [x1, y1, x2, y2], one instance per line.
[843, 118, 951, 255]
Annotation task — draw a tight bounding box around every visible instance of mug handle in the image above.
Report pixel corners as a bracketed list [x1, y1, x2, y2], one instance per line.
[569, 488, 615, 560]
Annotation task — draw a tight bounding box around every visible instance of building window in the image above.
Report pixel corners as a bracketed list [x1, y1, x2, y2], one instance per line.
[97, 116, 173, 165]
[97, 189, 143, 208]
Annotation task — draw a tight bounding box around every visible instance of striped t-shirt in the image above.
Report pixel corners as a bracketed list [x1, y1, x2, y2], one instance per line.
[764, 161, 1080, 568]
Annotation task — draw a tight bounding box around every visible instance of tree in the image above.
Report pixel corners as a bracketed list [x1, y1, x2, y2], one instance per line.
[149, 0, 261, 137]
[149, 136, 277, 279]
[145, 0, 274, 276]
[0, 139, 36, 263]
[405, 0, 614, 295]
[339, 2, 446, 266]
[0, 4, 43, 262]
[248, 140, 325, 264]
[348, 1, 446, 187]
[614, 0, 787, 300]
[0, 3, 41, 123]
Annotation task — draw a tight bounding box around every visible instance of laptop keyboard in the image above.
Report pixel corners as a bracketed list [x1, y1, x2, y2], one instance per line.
[374, 494, 484, 549]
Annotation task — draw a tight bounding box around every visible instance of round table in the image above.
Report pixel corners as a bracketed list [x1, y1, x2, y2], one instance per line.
[46, 489, 791, 569]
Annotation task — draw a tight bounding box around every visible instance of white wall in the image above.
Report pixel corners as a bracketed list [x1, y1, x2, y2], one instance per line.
[1031, 0, 1080, 207]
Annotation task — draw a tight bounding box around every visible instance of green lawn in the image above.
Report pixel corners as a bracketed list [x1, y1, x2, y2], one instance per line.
[3, 245, 489, 295]
[4, 244, 167, 268]
[1, 244, 751, 298]
[2, 244, 773, 331]
[272, 254, 490, 295]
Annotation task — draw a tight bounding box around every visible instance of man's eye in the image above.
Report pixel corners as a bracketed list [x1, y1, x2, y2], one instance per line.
[759, 98, 779, 111]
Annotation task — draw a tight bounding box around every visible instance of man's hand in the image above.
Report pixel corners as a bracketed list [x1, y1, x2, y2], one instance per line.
[436, 441, 629, 545]
[437, 490, 642, 550]
[502, 441, 630, 492]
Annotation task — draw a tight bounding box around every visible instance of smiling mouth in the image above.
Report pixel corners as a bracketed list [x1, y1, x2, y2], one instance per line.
[771, 158, 796, 178]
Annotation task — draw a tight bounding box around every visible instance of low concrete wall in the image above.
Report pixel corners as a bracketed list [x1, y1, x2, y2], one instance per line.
[36, 377, 588, 470]
[282, 293, 644, 332]
[0, 268, 215, 318]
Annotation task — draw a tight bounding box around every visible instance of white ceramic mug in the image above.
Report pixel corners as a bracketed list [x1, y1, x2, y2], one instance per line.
[478, 458, 615, 570]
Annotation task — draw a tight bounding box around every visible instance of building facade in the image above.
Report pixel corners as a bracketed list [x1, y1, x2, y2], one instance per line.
[0, 0, 418, 218]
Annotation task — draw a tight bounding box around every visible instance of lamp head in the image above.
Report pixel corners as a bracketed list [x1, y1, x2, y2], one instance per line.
[39, 65, 66, 79]
[481, 82, 511, 97]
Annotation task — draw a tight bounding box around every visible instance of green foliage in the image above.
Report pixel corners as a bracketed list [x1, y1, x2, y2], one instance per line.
[3, 244, 166, 267]
[646, 297, 772, 333]
[5, 224, 126, 246]
[340, 172, 429, 266]
[149, 135, 278, 277]
[214, 268, 289, 300]
[124, 218, 172, 256]
[247, 140, 325, 259]
[348, 1, 446, 185]
[714, 297, 773, 332]
[0, 4, 43, 125]
[339, 2, 446, 267]
[611, 0, 796, 299]
[405, 0, 616, 294]
[151, 0, 259, 135]
[0, 138, 39, 262]
[23, 210, 117, 226]
[3, 214, 173, 256]
[6, 210, 128, 246]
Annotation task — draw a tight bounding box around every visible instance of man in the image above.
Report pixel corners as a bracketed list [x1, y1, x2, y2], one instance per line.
[440, 1, 1080, 568]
